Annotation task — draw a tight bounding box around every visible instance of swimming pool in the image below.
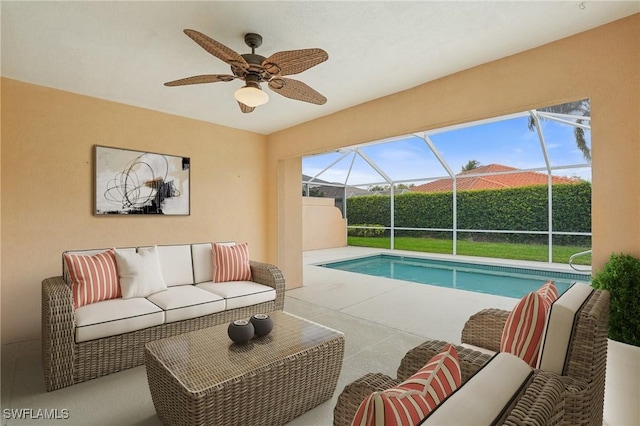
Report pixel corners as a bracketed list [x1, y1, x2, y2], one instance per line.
[319, 254, 590, 299]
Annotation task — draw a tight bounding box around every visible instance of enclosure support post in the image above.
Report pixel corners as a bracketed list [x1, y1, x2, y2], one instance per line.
[530, 110, 554, 263]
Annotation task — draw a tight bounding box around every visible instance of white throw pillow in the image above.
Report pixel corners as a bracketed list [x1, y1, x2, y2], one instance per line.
[115, 246, 167, 298]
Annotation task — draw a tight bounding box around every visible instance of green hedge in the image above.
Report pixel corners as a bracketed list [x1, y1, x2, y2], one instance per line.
[346, 182, 591, 245]
[347, 224, 387, 237]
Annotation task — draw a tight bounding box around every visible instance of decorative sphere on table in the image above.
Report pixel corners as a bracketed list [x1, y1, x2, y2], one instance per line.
[227, 319, 255, 344]
[250, 314, 274, 337]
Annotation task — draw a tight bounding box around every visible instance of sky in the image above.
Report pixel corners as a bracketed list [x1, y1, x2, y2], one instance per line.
[302, 112, 592, 187]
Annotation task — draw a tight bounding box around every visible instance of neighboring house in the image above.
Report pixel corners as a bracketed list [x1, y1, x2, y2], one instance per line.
[302, 174, 371, 215]
[369, 188, 411, 196]
[302, 175, 370, 198]
[410, 164, 580, 193]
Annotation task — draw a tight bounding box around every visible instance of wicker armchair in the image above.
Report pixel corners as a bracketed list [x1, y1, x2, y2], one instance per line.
[461, 289, 610, 426]
[334, 340, 568, 426]
[334, 288, 609, 426]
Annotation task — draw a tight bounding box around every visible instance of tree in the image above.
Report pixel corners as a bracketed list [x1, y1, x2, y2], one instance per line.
[461, 160, 481, 172]
[396, 183, 415, 190]
[368, 184, 388, 192]
[302, 185, 325, 197]
[529, 99, 591, 162]
[368, 183, 415, 193]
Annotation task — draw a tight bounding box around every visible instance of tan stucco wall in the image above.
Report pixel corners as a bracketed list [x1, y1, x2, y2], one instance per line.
[302, 197, 346, 251]
[0, 79, 268, 344]
[267, 14, 640, 286]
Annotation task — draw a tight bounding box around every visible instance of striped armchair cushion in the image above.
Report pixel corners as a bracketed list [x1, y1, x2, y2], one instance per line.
[500, 291, 548, 366]
[351, 344, 461, 426]
[536, 280, 559, 308]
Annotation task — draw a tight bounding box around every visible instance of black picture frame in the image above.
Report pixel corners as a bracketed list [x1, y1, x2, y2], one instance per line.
[95, 145, 190, 215]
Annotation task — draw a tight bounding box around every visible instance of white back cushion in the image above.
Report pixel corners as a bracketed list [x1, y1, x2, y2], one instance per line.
[536, 282, 593, 374]
[422, 353, 532, 425]
[148, 244, 194, 287]
[192, 243, 213, 283]
[191, 242, 235, 283]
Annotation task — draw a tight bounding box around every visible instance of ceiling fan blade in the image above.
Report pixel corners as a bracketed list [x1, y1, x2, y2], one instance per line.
[237, 101, 255, 114]
[183, 29, 249, 69]
[164, 74, 235, 86]
[262, 49, 328, 76]
[268, 77, 327, 105]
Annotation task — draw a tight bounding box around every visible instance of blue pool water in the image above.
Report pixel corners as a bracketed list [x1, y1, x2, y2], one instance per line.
[320, 255, 590, 299]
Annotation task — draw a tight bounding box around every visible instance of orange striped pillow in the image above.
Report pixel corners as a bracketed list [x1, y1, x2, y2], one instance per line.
[536, 280, 558, 308]
[63, 249, 121, 309]
[351, 344, 461, 426]
[500, 292, 548, 367]
[213, 242, 252, 282]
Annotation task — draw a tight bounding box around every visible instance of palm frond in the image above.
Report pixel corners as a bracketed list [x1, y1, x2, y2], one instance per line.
[529, 100, 591, 161]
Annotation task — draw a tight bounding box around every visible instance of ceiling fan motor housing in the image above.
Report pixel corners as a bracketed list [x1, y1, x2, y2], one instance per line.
[232, 54, 272, 82]
[232, 33, 282, 82]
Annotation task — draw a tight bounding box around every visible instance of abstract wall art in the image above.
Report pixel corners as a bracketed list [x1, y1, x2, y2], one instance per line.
[95, 145, 190, 215]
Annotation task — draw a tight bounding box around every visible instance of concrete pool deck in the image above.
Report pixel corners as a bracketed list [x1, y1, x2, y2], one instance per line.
[292, 246, 577, 343]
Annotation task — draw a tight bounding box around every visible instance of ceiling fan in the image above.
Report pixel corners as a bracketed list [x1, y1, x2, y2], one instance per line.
[165, 30, 328, 113]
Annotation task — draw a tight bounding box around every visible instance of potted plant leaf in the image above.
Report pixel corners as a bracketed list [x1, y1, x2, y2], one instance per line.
[592, 253, 640, 346]
[591, 253, 640, 425]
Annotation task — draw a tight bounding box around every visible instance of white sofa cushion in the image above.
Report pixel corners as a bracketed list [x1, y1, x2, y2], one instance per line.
[191, 242, 235, 283]
[537, 281, 593, 373]
[153, 244, 195, 287]
[115, 246, 167, 298]
[422, 353, 532, 425]
[146, 285, 226, 323]
[196, 281, 276, 310]
[75, 297, 164, 343]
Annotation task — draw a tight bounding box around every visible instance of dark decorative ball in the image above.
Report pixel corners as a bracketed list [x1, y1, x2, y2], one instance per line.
[228, 319, 255, 344]
[250, 314, 274, 337]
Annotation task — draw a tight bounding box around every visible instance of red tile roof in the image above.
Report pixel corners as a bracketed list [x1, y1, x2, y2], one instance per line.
[410, 164, 580, 193]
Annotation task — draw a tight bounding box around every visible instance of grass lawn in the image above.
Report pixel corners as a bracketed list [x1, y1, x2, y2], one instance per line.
[347, 236, 591, 265]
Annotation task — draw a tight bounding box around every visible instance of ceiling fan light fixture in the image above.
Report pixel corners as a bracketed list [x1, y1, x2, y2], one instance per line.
[234, 85, 269, 107]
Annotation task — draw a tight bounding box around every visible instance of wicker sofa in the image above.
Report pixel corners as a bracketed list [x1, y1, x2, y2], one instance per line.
[335, 284, 609, 425]
[42, 242, 285, 391]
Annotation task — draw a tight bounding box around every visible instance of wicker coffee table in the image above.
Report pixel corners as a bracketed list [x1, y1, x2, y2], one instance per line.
[144, 311, 345, 426]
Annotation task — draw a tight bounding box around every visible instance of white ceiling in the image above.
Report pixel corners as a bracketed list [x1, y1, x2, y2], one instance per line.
[2, 1, 638, 135]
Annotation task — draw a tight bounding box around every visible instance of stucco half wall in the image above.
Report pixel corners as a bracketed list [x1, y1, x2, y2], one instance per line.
[266, 14, 640, 288]
[302, 197, 346, 251]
